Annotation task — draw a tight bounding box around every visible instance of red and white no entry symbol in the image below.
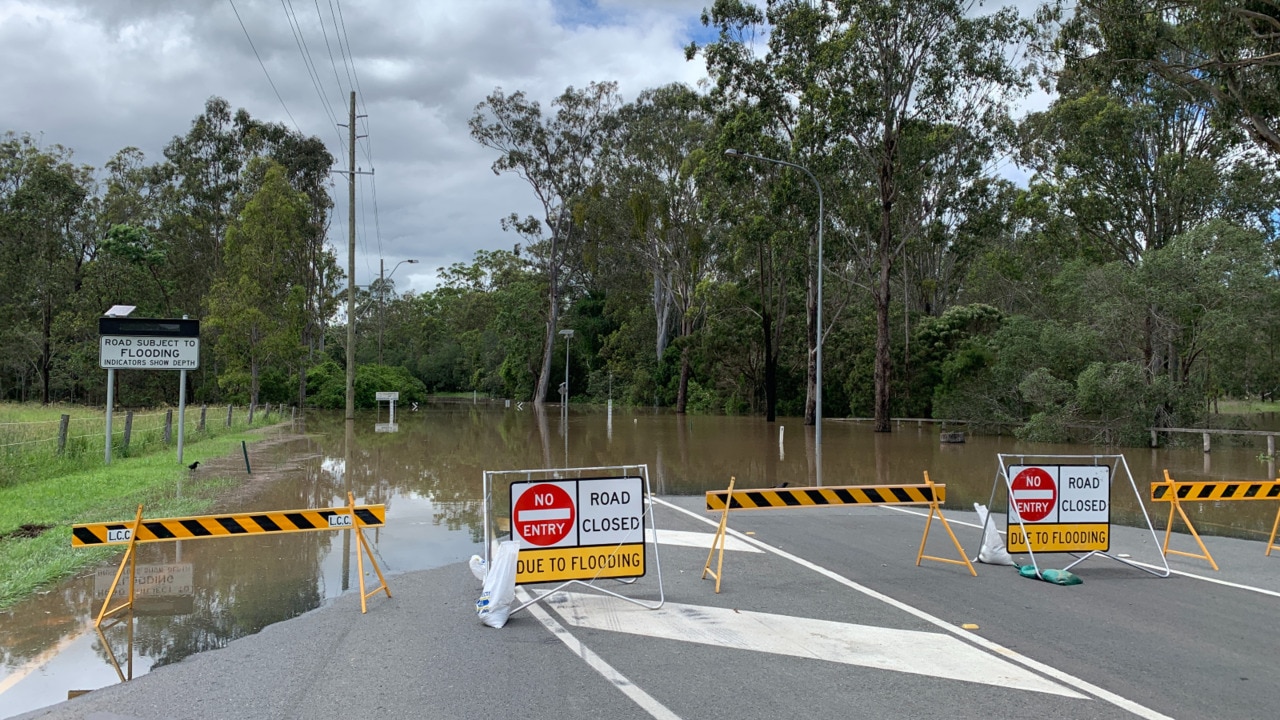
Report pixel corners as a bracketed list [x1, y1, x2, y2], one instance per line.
[513, 483, 575, 546]
[1011, 467, 1056, 522]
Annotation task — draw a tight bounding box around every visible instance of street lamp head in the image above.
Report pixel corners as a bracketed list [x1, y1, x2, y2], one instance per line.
[724, 148, 741, 157]
[406, 259, 419, 264]
[559, 328, 575, 338]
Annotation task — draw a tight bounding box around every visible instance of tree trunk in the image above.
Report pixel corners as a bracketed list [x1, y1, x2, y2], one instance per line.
[763, 308, 777, 422]
[676, 345, 690, 414]
[874, 204, 893, 433]
[534, 231, 560, 406]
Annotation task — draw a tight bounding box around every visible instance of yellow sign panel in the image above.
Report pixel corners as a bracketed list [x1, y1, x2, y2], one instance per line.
[1007, 523, 1109, 553]
[515, 543, 645, 584]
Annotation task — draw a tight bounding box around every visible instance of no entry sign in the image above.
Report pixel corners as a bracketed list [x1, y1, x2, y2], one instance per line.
[512, 482, 575, 547]
[509, 476, 646, 584]
[1010, 467, 1056, 522]
[1007, 465, 1111, 553]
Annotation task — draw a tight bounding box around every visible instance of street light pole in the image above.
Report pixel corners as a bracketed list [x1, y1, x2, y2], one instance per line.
[558, 328, 575, 410]
[378, 258, 418, 365]
[725, 148, 824, 449]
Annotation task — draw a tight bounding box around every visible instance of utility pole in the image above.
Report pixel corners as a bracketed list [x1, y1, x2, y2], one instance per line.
[379, 258, 384, 365]
[346, 91, 357, 420]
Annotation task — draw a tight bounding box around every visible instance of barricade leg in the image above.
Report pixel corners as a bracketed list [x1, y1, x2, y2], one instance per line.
[1266, 504, 1280, 558]
[96, 505, 144, 629]
[1161, 494, 1219, 571]
[915, 473, 977, 576]
[702, 477, 734, 593]
[349, 492, 391, 613]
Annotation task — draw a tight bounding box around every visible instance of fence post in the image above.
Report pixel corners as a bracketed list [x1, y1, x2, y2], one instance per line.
[123, 411, 134, 451]
[248, 403, 256, 425]
[199, 404, 207, 432]
[1269, 435, 1276, 459]
[58, 414, 70, 456]
[226, 404, 233, 428]
[1203, 432, 1211, 454]
[164, 409, 173, 445]
[1150, 429, 1158, 448]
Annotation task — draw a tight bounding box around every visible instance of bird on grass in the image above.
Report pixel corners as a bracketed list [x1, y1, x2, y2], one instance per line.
[187, 461, 200, 471]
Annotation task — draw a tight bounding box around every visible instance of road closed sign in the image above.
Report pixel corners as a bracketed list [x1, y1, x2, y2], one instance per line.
[1007, 465, 1110, 553]
[509, 476, 645, 584]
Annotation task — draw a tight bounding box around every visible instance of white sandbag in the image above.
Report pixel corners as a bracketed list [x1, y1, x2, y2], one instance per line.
[973, 503, 1015, 566]
[475, 540, 519, 628]
[468, 554, 487, 583]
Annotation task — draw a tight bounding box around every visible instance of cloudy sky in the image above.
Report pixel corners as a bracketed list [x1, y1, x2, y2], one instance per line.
[0, 0, 715, 293]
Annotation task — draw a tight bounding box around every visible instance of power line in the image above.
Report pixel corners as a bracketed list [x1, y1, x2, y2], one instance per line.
[226, 0, 302, 135]
[327, 0, 357, 103]
[334, 0, 374, 164]
[331, 0, 382, 267]
[280, 0, 346, 150]
[313, 0, 350, 101]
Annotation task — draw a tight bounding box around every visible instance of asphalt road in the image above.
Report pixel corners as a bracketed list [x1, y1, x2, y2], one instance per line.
[14, 498, 1279, 720]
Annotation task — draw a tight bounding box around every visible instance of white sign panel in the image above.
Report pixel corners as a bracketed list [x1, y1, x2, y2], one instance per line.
[100, 336, 200, 369]
[509, 476, 647, 583]
[375, 391, 400, 401]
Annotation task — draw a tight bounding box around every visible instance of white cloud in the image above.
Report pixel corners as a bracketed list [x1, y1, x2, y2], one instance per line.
[0, 0, 710, 293]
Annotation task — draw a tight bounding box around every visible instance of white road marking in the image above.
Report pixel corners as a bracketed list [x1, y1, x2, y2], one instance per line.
[654, 498, 1176, 720]
[547, 591, 1081, 697]
[644, 528, 761, 552]
[516, 587, 683, 720]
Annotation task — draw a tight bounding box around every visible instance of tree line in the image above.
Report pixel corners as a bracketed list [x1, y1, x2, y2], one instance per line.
[1, 0, 1277, 445]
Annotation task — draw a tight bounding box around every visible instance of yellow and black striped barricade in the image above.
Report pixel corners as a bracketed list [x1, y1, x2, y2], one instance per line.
[74, 493, 390, 627]
[1151, 470, 1280, 571]
[701, 472, 975, 592]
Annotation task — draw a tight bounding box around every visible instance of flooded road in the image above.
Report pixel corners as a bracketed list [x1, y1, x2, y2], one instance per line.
[3, 402, 1278, 717]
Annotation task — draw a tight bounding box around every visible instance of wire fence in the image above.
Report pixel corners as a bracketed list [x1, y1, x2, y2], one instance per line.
[0, 403, 294, 489]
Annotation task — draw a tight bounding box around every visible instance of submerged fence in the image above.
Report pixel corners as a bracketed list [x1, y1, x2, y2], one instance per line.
[0, 404, 289, 488]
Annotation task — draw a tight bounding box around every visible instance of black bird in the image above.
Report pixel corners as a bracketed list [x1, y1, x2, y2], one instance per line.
[187, 461, 200, 471]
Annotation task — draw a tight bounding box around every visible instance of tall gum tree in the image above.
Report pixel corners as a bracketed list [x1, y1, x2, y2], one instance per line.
[695, 0, 1034, 430]
[470, 82, 621, 406]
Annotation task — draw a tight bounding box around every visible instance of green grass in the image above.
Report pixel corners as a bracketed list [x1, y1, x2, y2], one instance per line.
[1215, 399, 1280, 415]
[0, 401, 275, 488]
[0, 432, 260, 611]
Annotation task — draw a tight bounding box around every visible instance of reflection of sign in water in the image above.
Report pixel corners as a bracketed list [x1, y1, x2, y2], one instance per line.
[95, 563, 193, 598]
[374, 423, 399, 433]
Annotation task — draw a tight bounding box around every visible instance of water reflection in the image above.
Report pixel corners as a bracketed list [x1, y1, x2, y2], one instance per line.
[4, 403, 1280, 717]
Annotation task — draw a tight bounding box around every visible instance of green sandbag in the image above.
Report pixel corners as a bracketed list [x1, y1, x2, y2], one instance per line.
[1016, 564, 1082, 585]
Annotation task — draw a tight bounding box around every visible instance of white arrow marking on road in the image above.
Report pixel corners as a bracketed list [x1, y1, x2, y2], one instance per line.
[547, 592, 1082, 698]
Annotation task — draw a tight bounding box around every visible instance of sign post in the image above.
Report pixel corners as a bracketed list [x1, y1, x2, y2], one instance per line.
[482, 464, 664, 614]
[99, 316, 200, 464]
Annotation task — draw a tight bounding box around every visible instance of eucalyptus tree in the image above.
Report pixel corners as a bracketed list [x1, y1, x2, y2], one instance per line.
[470, 82, 622, 405]
[0, 134, 97, 403]
[204, 161, 314, 406]
[1063, 0, 1280, 156]
[610, 83, 720, 412]
[695, 0, 1035, 430]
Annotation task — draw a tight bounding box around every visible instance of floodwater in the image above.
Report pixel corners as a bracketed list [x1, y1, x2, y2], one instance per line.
[3, 401, 1278, 717]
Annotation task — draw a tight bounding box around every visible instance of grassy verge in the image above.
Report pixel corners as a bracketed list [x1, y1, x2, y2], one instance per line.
[0, 432, 260, 610]
[1215, 399, 1280, 415]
